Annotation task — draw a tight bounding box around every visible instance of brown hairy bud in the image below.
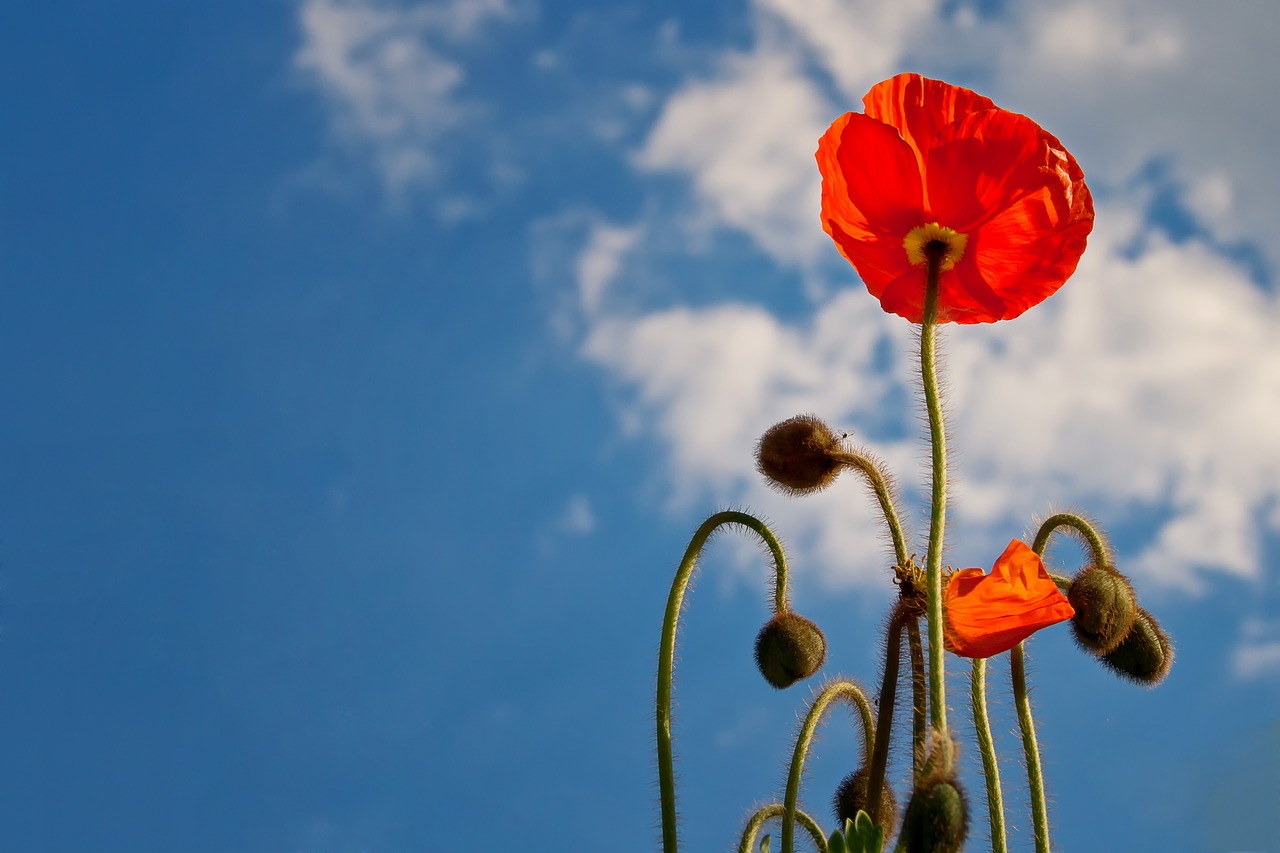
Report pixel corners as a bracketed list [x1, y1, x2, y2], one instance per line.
[1101, 607, 1173, 686]
[756, 415, 843, 495]
[1068, 565, 1137, 654]
[754, 612, 827, 689]
[833, 767, 899, 835]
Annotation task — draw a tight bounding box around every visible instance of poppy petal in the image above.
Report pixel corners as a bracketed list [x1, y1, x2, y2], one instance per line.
[861, 73, 995, 169]
[945, 540, 1076, 658]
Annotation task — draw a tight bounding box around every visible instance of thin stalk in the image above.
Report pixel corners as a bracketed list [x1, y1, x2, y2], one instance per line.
[657, 510, 790, 853]
[738, 804, 828, 853]
[831, 451, 910, 568]
[1011, 643, 1051, 853]
[920, 249, 949, 738]
[970, 658, 1008, 853]
[782, 680, 875, 853]
[907, 616, 927, 781]
[866, 606, 908, 831]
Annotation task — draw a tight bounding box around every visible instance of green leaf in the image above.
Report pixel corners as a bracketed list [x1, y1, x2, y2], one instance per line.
[758, 833, 771, 853]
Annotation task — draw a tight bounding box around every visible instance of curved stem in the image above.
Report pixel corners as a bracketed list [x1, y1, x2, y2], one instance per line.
[657, 510, 791, 853]
[1011, 643, 1051, 853]
[906, 616, 927, 781]
[738, 804, 828, 853]
[831, 450, 910, 568]
[920, 250, 949, 737]
[782, 679, 876, 853]
[866, 606, 908, 831]
[970, 658, 1008, 853]
[1031, 512, 1110, 569]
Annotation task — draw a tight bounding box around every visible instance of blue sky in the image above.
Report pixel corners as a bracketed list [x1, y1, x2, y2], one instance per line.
[3, 1, 1279, 851]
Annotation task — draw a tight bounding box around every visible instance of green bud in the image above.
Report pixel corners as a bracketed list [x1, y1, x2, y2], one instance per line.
[1068, 565, 1137, 654]
[754, 612, 827, 689]
[1101, 607, 1173, 686]
[833, 768, 899, 837]
[900, 777, 968, 853]
[756, 415, 843, 495]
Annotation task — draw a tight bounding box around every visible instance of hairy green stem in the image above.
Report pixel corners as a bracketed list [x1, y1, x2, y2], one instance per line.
[832, 451, 910, 568]
[782, 679, 876, 853]
[970, 658, 1008, 853]
[738, 804, 828, 853]
[906, 616, 926, 781]
[657, 510, 791, 853]
[1011, 643, 1051, 853]
[1032, 512, 1110, 569]
[920, 249, 949, 738]
[866, 607, 908, 831]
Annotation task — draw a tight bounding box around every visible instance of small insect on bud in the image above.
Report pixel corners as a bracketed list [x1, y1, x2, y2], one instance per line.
[900, 777, 968, 853]
[754, 612, 827, 689]
[833, 767, 899, 836]
[1068, 565, 1137, 655]
[756, 415, 844, 495]
[1101, 607, 1173, 686]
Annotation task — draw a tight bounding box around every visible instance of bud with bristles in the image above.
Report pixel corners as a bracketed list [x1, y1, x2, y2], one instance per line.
[754, 612, 827, 689]
[833, 767, 899, 836]
[756, 415, 843, 495]
[900, 776, 968, 853]
[1101, 607, 1173, 686]
[1068, 565, 1137, 654]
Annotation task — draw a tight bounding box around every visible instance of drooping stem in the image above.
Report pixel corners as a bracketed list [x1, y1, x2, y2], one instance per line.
[832, 450, 910, 568]
[657, 510, 791, 853]
[1032, 512, 1110, 569]
[738, 804, 828, 853]
[866, 605, 908, 831]
[1011, 642, 1051, 853]
[782, 679, 876, 853]
[919, 249, 949, 738]
[970, 658, 1008, 853]
[907, 616, 927, 781]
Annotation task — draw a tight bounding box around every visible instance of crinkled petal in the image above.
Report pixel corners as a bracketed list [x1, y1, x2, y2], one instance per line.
[945, 540, 1076, 658]
[861, 73, 996, 169]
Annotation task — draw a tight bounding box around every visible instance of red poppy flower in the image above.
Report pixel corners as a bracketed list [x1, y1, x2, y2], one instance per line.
[944, 540, 1076, 658]
[817, 73, 1094, 324]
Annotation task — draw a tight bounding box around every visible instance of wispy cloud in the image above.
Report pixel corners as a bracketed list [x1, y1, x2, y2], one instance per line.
[1233, 620, 1280, 681]
[293, 0, 517, 203]
[564, 0, 1280, 596]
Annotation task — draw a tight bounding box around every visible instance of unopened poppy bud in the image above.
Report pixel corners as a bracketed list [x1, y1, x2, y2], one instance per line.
[900, 777, 968, 853]
[754, 612, 827, 689]
[833, 767, 899, 835]
[1101, 607, 1173, 686]
[1068, 565, 1137, 654]
[756, 415, 843, 495]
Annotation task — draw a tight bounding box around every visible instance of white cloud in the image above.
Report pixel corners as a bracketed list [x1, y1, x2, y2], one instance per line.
[576, 222, 641, 317]
[294, 0, 515, 199]
[1233, 620, 1280, 681]
[557, 494, 597, 536]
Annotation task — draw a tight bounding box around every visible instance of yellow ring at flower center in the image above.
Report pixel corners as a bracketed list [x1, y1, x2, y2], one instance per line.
[903, 223, 968, 271]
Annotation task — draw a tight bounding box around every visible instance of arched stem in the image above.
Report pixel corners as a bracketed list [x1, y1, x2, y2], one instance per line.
[831, 450, 910, 568]
[971, 658, 1007, 853]
[738, 804, 828, 853]
[1011, 643, 1051, 853]
[1032, 512, 1110, 569]
[782, 679, 876, 853]
[919, 250, 949, 737]
[657, 510, 791, 853]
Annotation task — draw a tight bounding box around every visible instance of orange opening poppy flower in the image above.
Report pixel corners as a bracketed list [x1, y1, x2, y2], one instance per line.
[817, 73, 1094, 324]
[944, 539, 1076, 658]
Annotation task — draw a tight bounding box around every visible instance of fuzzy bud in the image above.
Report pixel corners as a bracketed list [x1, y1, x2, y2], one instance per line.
[756, 415, 843, 495]
[900, 777, 968, 853]
[754, 612, 827, 689]
[833, 768, 899, 836]
[1068, 565, 1137, 654]
[1101, 607, 1173, 686]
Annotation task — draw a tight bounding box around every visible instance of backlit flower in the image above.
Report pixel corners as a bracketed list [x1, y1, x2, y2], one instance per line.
[817, 73, 1094, 324]
[944, 540, 1075, 658]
